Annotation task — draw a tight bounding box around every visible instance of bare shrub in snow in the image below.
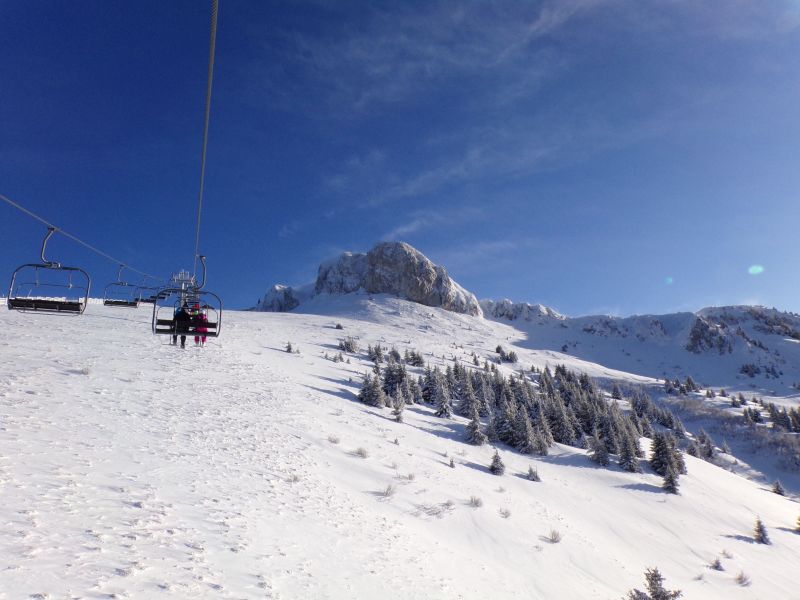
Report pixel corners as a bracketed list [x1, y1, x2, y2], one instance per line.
[468, 496, 483, 508]
[381, 484, 396, 498]
[339, 337, 358, 353]
[499, 508, 511, 519]
[721, 549, 733, 559]
[735, 571, 751, 587]
[79, 367, 91, 375]
[709, 558, 723, 571]
[527, 466, 541, 482]
[327, 434, 340, 444]
[547, 529, 562, 544]
[335, 323, 344, 330]
[287, 473, 300, 483]
[354, 447, 369, 459]
[754, 517, 770, 544]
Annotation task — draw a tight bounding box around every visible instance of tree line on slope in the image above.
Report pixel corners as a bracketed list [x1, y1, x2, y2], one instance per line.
[355, 343, 689, 492]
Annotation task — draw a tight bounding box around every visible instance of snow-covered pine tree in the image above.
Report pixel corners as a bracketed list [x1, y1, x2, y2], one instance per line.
[589, 435, 610, 466]
[662, 465, 679, 494]
[477, 373, 494, 416]
[456, 373, 478, 418]
[494, 389, 517, 445]
[369, 374, 388, 408]
[649, 432, 670, 476]
[465, 405, 488, 446]
[527, 465, 541, 482]
[490, 450, 505, 475]
[485, 415, 499, 443]
[618, 428, 642, 473]
[754, 517, 770, 544]
[611, 382, 623, 400]
[548, 395, 577, 446]
[392, 388, 405, 423]
[514, 410, 537, 454]
[433, 370, 453, 419]
[686, 440, 700, 457]
[772, 480, 785, 496]
[421, 367, 435, 404]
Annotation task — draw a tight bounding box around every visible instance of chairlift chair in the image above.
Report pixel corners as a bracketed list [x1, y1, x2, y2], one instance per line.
[103, 265, 140, 308]
[151, 256, 222, 339]
[7, 227, 91, 314]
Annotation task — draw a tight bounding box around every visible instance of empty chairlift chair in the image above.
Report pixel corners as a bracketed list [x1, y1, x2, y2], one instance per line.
[7, 227, 91, 314]
[103, 265, 140, 308]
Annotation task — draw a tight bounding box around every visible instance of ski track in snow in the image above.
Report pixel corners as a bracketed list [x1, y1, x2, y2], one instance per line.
[0, 297, 799, 599]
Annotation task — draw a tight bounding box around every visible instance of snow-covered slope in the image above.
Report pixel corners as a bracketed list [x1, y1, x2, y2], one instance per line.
[1, 298, 799, 599]
[482, 300, 800, 396]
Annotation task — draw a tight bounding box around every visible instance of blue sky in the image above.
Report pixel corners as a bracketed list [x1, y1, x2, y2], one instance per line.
[2, 0, 799, 315]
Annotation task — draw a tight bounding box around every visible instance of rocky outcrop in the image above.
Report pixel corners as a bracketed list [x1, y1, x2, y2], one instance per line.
[254, 284, 302, 313]
[255, 242, 482, 316]
[480, 299, 564, 322]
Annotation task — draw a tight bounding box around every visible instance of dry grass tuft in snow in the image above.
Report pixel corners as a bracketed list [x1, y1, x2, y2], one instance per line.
[547, 529, 563, 544]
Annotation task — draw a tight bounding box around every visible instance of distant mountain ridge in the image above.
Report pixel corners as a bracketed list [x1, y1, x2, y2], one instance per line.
[255, 241, 482, 316]
[482, 299, 800, 392]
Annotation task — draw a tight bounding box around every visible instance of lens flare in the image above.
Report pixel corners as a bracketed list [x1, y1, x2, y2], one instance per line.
[748, 265, 765, 276]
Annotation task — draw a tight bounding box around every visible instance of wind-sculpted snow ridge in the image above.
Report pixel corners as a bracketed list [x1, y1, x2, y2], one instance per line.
[1, 298, 799, 599]
[255, 241, 482, 316]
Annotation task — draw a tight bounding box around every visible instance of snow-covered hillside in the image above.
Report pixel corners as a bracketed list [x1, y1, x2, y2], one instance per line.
[483, 299, 800, 397]
[1, 298, 799, 599]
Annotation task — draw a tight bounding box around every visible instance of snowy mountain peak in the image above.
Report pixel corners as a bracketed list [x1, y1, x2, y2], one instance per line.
[257, 241, 482, 316]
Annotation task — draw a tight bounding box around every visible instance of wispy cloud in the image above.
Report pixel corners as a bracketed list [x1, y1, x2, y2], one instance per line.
[381, 206, 485, 241]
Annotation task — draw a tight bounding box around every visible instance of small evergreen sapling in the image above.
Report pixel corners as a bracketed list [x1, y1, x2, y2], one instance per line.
[754, 517, 770, 544]
[627, 567, 682, 600]
[772, 480, 785, 496]
[527, 465, 541, 482]
[490, 450, 505, 475]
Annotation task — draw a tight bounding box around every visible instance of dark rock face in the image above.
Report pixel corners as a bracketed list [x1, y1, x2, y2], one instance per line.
[255, 284, 301, 312]
[362, 243, 481, 316]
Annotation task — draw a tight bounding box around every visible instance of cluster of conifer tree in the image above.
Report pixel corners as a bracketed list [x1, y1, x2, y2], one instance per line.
[356, 347, 687, 478]
[763, 401, 800, 432]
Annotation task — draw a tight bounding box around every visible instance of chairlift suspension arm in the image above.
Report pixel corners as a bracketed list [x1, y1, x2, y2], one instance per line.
[40, 227, 59, 267]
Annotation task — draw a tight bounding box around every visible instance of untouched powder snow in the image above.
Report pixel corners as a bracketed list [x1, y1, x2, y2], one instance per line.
[1, 297, 799, 599]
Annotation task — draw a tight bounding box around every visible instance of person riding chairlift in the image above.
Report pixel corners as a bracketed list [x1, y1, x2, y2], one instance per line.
[172, 302, 192, 348]
[193, 302, 208, 347]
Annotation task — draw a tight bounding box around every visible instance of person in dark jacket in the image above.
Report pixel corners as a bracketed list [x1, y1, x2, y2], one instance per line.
[173, 302, 192, 348]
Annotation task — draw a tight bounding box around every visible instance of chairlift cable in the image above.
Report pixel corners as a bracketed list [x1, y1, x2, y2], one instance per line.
[0, 192, 163, 282]
[191, 0, 218, 278]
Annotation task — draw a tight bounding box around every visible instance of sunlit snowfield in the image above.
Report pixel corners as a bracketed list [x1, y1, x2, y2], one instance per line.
[1, 297, 798, 599]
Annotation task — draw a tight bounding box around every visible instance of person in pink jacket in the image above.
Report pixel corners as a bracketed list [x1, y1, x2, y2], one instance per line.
[193, 303, 209, 347]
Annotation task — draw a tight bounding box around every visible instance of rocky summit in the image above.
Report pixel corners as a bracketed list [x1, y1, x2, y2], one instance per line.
[255, 242, 482, 316]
